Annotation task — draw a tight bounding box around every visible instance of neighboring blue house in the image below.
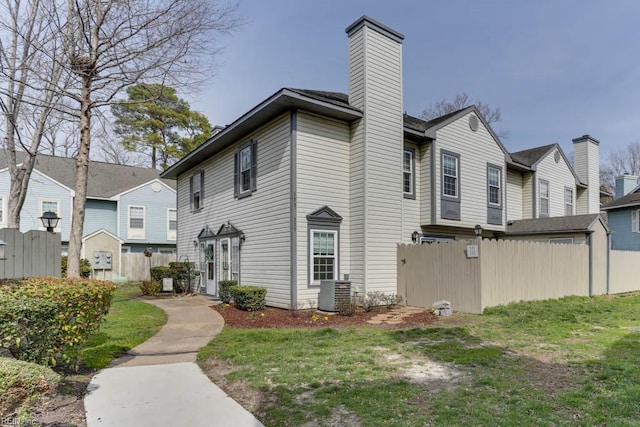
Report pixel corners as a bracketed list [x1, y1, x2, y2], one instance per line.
[601, 175, 640, 251]
[0, 151, 177, 254]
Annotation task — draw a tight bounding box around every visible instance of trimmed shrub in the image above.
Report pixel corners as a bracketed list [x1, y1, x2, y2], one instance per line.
[0, 277, 116, 367]
[60, 256, 92, 278]
[140, 281, 162, 296]
[0, 294, 60, 363]
[218, 280, 237, 304]
[150, 266, 175, 283]
[230, 285, 266, 311]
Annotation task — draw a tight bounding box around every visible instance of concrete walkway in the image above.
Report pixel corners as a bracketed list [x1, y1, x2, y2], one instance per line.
[84, 295, 264, 427]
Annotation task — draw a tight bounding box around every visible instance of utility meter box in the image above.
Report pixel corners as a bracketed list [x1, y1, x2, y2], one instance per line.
[92, 251, 113, 270]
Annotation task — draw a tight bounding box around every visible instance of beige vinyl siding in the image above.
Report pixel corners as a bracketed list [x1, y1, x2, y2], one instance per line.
[176, 113, 291, 307]
[434, 112, 506, 231]
[362, 26, 403, 293]
[574, 141, 599, 214]
[348, 28, 366, 294]
[419, 143, 432, 225]
[506, 169, 523, 221]
[535, 149, 576, 218]
[348, 24, 404, 295]
[296, 112, 351, 306]
[522, 172, 534, 218]
[402, 141, 421, 243]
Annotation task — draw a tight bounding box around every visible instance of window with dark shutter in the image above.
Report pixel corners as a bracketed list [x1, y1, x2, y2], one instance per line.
[235, 140, 257, 198]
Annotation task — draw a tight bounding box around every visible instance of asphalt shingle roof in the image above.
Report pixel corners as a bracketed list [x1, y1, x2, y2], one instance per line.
[503, 214, 601, 234]
[509, 144, 556, 167]
[601, 191, 640, 210]
[0, 151, 176, 198]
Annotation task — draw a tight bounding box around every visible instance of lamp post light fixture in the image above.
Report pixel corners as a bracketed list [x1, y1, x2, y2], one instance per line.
[411, 230, 420, 244]
[0, 240, 6, 260]
[39, 211, 60, 233]
[474, 224, 483, 239]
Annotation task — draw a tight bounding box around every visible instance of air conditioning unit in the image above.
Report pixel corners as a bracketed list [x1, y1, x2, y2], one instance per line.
[319, 280, 352, 312]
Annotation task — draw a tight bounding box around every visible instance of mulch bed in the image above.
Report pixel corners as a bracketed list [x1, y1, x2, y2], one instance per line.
[212, 304, 439, 329]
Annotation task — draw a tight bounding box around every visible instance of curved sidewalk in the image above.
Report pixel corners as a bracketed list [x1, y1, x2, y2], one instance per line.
[84, 295, 264, 427]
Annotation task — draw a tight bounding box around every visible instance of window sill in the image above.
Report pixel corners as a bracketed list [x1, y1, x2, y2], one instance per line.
[236, 191, 254, 200]
[403, 193, 416, 200]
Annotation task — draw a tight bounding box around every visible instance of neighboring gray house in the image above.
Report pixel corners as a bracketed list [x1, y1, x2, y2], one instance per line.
[0, 152, 177, 255]
[601, 175, 640, 250]
[162, 16, 602, 308]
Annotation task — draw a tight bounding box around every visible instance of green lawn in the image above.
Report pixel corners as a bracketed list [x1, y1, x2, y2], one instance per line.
[198, 293, 640, 426]
[81, 282, 167, 368]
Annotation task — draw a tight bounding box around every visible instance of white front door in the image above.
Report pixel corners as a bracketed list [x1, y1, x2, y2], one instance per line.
[204, 241, 216, 295]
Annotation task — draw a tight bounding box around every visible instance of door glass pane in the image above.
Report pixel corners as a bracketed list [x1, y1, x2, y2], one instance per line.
[221, 239, 229, 280]
[231, 237, 239, 281]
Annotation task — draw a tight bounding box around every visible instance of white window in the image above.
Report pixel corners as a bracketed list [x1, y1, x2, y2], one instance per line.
[235, 140, 257, 198]
[403, 148, 415, 198]
[564, 187, 574, 216]
[488, 166, 501, 205]
[40, 200, 61, 232]
[311, 230, 337, 284]
[167, 208, 177, 241]
[539, 180, 549, 217]
[190, 171, 203, 212]
[128, 206, 145, 239]
[632, 210, 640, 233]
[549, 237, 574, 244]
[240, 146, 252, 193]
[442, 154, 458, 198]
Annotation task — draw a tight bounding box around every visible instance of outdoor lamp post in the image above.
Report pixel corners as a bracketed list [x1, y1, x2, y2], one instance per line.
[39, 211, 60, 233]
[474, 224, 483, 239]
[0, 240, 6, 260]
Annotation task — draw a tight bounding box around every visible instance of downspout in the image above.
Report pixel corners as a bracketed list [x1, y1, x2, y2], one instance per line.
[289, 110, 298, 310]
[587, 232, 593, 297]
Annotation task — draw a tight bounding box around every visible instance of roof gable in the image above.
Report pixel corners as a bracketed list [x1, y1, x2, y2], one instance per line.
[110, 178, 176, 200]
[509, 143, 584, 186]
[0, 151, 176, 199]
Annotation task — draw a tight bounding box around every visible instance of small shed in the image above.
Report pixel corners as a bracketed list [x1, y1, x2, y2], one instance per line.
[495, 214, 610, 295]
[82, 229, 123, 281]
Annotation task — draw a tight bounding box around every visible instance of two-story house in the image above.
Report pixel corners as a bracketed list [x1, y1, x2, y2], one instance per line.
[601, 175, 640, 250]
[161, 16, 601, 308]
[0, 152, 177, 256]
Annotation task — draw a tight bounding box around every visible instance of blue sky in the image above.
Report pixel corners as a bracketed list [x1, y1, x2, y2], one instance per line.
[187, 0, 640, 160]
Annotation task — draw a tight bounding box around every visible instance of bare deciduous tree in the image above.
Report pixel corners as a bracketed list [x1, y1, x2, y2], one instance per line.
[0, 0, 69, 229]
[421, 93, 509, 138]
[600, 141, 640, 194]
[58, 0, 239, 277]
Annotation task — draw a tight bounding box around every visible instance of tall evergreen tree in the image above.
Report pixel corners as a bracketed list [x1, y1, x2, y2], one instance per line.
[111, 84, 212, 169]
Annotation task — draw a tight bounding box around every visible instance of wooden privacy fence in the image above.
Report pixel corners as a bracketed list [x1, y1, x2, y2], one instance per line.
[609, 250, 640, 294]
[0, 229, 61, 278]
[120, 253, 176, 281]
[398, 239, 593, 314]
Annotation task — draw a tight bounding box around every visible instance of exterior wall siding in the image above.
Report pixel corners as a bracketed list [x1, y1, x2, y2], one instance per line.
[0, 169, 72, 240]
[573, 139, 600, 214]
[506, 169, 523, 221]
[433, 112, 506, 231]
[176, 113, 292, 308]
[608, 208, 640, 251]
[535, 150, 576, 218]
[118, 181, 176, 245]
[402, 141, 421, 243]
[419, 143, 432, 225]
[522, 172, 534, 218]
[296, 112, 351, 306]
[348, 25, 404, 294]
[84, 200, 118, 237]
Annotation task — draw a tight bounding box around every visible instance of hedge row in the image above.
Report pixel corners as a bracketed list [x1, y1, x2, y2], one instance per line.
[0, 277, 115, 367]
